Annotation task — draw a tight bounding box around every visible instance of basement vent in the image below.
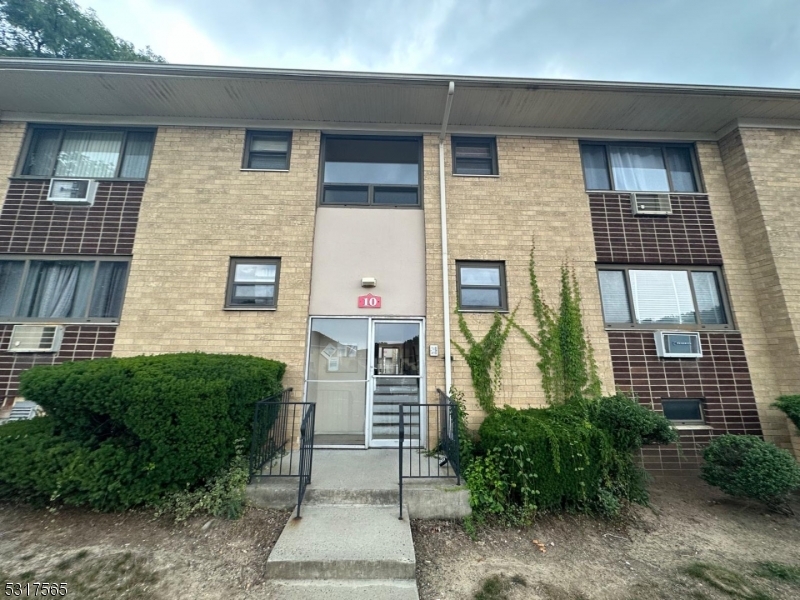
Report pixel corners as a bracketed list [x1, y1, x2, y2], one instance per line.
[8, 325, 64, 353]
[630, 192, 672, 216]
[3, 400, 44, 423]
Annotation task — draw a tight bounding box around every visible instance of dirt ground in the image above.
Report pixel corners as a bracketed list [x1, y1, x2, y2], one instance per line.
[413, 479, 800, 600]
[1, 479, 799, 599]
[0, 504, 290, 599]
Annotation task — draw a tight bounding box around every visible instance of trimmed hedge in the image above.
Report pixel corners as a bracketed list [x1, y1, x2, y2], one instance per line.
[774, 395, 800, 433]
[0, 353, 285, 510]
[470, 394, 677, 517]
[701, 434, 800, 510]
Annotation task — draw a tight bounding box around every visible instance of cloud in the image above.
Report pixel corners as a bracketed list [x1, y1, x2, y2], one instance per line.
[88, 0, 800, 88]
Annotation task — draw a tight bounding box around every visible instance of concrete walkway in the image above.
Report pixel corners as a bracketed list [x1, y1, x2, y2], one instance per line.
[254, 449, 470, 599]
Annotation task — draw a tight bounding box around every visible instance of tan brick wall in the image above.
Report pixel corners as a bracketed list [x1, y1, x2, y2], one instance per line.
[423, 135, 615, 428]
[114, 127, 318, 396]
[0, 122, 26, 204]
[712, 134, 796, 450]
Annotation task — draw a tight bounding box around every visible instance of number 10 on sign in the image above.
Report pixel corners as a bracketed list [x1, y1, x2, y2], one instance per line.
[358, 294, 381, 308]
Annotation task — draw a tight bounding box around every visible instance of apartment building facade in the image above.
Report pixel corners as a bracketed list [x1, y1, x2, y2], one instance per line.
[0, 59, 799, 472]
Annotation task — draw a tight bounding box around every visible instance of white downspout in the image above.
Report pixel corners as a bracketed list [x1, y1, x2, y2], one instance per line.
[439, 82, 455, 394]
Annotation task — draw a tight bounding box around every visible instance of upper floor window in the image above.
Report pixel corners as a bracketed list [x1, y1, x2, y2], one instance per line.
[597, 266, 730, 329]
[0, 257, 129, 322]
[320, 136, 421, 207]
[452, 137, 498, 176]
[19, 127, 155, 180]
[243, 131, 292, 170]
[456, 261, 508, 312]
[580, 143, 700, 193]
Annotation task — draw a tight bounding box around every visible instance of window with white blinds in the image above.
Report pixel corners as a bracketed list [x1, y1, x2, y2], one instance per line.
[20, 127, 155, 180]
[598, 266, 729, 328]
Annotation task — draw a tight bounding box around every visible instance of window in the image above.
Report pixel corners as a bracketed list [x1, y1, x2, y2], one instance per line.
[243, 131, 292, 170]
[661, 399, 705, 425]
[597, 266, 730, 329]
[0, 257, 129, 322]
[19, 127, 155, 180]
[580, 143, 700, 192]
[452, 137, 498, 176]
[320, 136, 421, 206]
[225, 258, 280, 309]
[456, 261, 508, 311]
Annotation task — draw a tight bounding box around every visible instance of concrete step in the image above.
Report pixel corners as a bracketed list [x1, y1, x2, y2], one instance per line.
[248, 482, 470, 518]
[266, 505, 416, 580]
[267, 579, 419, 600]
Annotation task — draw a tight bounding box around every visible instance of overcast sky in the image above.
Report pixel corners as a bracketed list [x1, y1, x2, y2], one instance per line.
[88, 0, 800, 88]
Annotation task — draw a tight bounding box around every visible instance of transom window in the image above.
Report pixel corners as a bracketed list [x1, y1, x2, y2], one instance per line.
[456, 261, 508, 312]
[452, 137, 498, 175]
[225, 258, 281, 309]
[580, 143, 700, 192]
[320, 136, 421, 207]
[661, 398, 705, 425]
[243, 131, 292, 170]
[20, 126, 155, 180]
[597, 266, 730, 329]
[0, 257, 129, 322]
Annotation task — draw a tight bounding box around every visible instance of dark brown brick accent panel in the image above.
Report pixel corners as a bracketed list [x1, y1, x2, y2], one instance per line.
[0, 180, 144, 255]
[608, 330, 762, 473]
[0, 324, 116, 409]
[589, 193, 723, 265]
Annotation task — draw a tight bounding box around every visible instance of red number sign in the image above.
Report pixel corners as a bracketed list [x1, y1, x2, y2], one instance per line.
[358, 293, 382, 308]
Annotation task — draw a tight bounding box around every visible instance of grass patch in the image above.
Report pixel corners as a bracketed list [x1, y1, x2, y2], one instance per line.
[684, 562, 773, 600]
[474, 574, 527, 600]
[753, 561, 800, 584]
[7, 551, 160, 600]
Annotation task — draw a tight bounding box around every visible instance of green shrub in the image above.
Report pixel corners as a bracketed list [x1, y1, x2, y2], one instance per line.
[0, 353, 285, 511]
[155, 439, 250, 522]
[588, 392, 677, 451]
[774, 395, 800, 433]
[469, 394, 676, 519]
[701, 434, 800, 511]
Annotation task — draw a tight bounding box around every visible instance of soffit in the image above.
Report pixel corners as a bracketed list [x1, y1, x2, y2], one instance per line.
[2, 60, 800, 136]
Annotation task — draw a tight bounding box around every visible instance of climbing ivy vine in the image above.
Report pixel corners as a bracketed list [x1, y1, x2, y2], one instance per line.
[513, 244, 601, 404]
[451, 308, 516, 414]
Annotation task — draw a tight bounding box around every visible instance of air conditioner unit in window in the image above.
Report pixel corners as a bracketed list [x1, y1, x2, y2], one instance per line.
[3, 400, 44, 423]
[8, 325, 64, 353]
[654, 330, 702, 359]
[630, 192, 672, 216]
[47, 178, 98, 206]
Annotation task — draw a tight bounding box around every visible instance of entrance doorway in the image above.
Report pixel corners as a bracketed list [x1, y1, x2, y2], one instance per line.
[304, 317, 424, 448]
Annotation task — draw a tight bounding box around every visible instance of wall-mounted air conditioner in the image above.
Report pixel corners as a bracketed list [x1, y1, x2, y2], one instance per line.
[48, 178, 98, 206]
[8, 325, 64, 353]
[630, 192, 672, 216]
[654, 330, 702, 359]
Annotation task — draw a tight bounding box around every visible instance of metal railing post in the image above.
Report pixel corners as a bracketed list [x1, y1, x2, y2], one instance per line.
[399, 404, 404, 520]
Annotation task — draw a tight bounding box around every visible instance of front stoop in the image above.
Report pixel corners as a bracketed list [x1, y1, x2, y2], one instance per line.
[265, 504, 418, 599]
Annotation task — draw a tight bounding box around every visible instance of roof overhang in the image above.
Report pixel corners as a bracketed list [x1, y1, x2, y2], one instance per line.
[2, 59, 800, 140]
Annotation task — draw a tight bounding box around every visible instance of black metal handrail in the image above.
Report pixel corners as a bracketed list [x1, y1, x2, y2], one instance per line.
[398, 388, 462, 519]
[248, 389, 316, 518]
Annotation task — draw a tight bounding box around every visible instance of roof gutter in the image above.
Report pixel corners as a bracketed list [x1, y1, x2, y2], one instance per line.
[439, 82, 455, 395]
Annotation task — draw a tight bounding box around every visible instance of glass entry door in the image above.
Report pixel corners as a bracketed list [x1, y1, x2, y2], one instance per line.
[369, 321, 422, 447]
[307, 318, 369, 446]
